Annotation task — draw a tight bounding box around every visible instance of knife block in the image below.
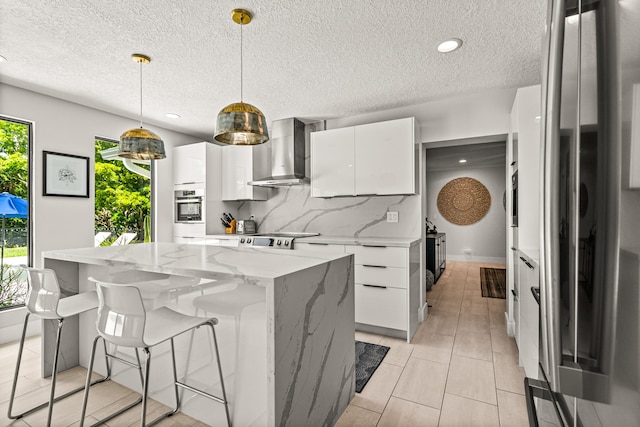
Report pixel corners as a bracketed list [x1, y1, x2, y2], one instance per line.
[225, 219, 236, 234]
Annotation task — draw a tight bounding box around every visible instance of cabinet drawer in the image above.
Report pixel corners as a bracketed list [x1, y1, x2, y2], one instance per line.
[355, 284, 406, 330]
[356, 265, 406, 289]
[173, 222, 205, 238]
[346, 245, 406, 267]
[294, 243, 345, 253]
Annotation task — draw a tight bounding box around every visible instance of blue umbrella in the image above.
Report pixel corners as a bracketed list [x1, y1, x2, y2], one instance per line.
[0, 192, 28, 279]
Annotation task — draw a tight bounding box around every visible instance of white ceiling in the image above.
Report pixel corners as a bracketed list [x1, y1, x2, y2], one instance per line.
[0, 0, 546, 140]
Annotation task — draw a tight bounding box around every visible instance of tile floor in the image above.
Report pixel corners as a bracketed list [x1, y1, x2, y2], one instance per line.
[0, 261, 527, 427]
[0, 336, 206, 426]
[335, 261, 529, 427]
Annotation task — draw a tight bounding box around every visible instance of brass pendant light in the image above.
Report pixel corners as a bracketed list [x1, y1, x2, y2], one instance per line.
[214, 9, 269, 145]
[119, 54, 166, 160]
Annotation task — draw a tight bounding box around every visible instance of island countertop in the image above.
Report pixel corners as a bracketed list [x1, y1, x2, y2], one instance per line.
[41, 242, 355, 426]
[42, 242, 351, 285]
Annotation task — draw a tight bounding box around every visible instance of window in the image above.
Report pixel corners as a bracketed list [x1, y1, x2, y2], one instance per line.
[94, 138, 151, 245]
[0, 117, 31, 310]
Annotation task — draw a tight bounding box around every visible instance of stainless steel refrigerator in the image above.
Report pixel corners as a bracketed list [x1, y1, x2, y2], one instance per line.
[525, 0, 640, 426]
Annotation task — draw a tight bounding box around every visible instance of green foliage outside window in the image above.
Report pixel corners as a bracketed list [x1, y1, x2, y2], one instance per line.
[94, 139, 150, 242]
[0, 119, 28, 233]
[0, 119, 29, 309]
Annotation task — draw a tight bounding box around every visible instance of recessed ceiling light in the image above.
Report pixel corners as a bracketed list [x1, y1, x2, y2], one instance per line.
[437, 38, 463, 53]
[0, 55, 7, 63]
[165, 113, 181, 119]
[459, 159, 467, 164]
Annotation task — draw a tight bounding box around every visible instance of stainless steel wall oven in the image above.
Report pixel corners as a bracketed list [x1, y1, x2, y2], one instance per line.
[174, 188, 204, 223]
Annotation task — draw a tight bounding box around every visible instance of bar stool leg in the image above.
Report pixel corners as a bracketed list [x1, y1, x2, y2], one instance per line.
[80, 339, 144, 427]
[80, 335, 101, 427]
[141, 347, 152, 427]
[209, 321, 231, 427]
[7, 313, 30, 419]
[169, 338, 181, 413]
[46, 318, 65, 426]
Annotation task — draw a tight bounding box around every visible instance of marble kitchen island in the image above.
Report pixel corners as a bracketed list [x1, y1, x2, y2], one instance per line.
[41, 242, 355, 426]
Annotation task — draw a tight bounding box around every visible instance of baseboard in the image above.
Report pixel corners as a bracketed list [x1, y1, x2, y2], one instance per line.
[505, 312, 516, 337]
[419, 302, 428, 323]
[447, 255, 507, 264]
[0, 306, 40, 344]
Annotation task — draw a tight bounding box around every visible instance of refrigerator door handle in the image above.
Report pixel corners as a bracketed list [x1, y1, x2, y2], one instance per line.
[540, 0, 565, 392]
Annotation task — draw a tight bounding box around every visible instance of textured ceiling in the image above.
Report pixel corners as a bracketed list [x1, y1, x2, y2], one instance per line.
[0, 0, 546, 140]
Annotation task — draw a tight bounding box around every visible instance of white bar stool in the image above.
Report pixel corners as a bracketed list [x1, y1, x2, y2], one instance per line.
[192, 284, 266, 361]
[79, 278, 231, 427]
[7, 268, 110, 426]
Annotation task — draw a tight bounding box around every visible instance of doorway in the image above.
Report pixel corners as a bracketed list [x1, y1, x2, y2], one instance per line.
[424, 141, 507, 267]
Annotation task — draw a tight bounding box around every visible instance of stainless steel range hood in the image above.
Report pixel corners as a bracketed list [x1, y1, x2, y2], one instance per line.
[248, 118, 308, 187]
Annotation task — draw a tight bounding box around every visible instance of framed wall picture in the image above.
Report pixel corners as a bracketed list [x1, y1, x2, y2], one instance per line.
[43, 151, 90, 197]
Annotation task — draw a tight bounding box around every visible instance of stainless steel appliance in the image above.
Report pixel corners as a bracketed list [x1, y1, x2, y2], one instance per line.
[248, 118, 325, 187]
[236, 219, 257, 235]
[238, 232, 320, 249]
[174, 188, 204, 223]
[526, 1, 640, 426]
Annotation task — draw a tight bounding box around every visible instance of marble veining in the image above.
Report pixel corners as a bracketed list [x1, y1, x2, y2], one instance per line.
[42, 243, 355, 426]
[235, 184, 421, 238]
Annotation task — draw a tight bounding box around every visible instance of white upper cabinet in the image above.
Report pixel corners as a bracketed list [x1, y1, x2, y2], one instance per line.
[221, 145, 268, 201]
[355, 117, 416, 195]
[310, 127, 355, 197]
[173, 143, 208, 185]
[310, 117, 417, 198]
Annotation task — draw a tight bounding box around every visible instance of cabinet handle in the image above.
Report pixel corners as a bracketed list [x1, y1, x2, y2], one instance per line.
[362, 245, 387, 248]
[511, 161, 516, 166]
[362, 284, 388, 289]
[511, 246, 517, 251]
[362, 264, 387, 269]
[308, 242, 328, 245]
[511, 289, 518, 301]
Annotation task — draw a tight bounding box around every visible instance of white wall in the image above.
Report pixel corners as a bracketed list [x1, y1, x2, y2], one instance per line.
[426, 165, 507, 263]
[0, 84, 200, 343]
[328, 88, 516, 143]
[0, 84, 201, 259]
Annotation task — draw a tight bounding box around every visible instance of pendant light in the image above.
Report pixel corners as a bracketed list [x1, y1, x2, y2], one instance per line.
[214, 9, 269, 145]
[119, 53, 166, 160]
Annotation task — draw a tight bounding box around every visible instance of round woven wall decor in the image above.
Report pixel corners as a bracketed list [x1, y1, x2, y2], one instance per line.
[437, 177, 491, 225]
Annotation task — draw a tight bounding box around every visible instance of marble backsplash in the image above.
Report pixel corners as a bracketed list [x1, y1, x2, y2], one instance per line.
[234, 185, 421, 238]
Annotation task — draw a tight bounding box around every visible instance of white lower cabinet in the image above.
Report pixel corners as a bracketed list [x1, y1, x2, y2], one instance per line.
[296, 240, 419, 342]
[346, 244, 417, 342]
[354, 285, 406, 330]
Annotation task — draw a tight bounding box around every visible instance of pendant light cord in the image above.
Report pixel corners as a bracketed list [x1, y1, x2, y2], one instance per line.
[139, 59, 144, 128]
[240, 19, 244, 103]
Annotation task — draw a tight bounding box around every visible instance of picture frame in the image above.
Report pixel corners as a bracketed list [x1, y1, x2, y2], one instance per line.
[43, 150, 90, 197]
